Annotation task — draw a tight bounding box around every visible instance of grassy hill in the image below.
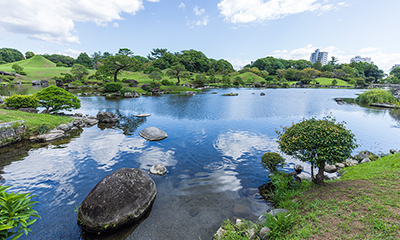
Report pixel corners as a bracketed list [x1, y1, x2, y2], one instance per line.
[0, 56, 95, 81]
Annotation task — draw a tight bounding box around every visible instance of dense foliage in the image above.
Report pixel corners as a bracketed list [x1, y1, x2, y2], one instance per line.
[41, 54, 75, 67]
[35, 86, 81, 113]
[5, 95, 40, 109]
[277, 116, 357, 185]
[355, 89, 399, 105]
[260, 152, 285, 172]
[96, 48, 142, 82]
[0, 48, 24, 64]
[103, 82, 123, 93]
[75, 52, 93, 69]
[0, 186, 40, 240]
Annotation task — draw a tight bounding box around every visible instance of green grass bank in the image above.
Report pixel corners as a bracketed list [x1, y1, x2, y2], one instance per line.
[216, 154, 400, 239]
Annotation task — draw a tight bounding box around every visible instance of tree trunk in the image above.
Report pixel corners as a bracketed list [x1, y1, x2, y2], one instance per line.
[175, 75, 180, 86]
[313, 163, 325, 185]
[311, 162, 314, 181]
[114, 66, 125, 82]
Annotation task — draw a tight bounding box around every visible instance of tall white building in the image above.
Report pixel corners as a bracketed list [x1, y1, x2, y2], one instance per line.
[310, 49, 328, 66]
[350, 56, 371, 63]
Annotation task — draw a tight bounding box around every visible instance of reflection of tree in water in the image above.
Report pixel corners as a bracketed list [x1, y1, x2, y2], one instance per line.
[389, 109, 400, 122]
[98, 109, 147, 135]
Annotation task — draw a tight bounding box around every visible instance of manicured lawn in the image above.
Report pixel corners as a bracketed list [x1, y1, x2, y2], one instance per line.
[0, 109, 72, 130]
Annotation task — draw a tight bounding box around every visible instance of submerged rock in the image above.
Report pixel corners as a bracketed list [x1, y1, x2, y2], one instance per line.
[139, 127, 168, 141]
[78, 168, 156, 233]
[133, 114, 151, 117]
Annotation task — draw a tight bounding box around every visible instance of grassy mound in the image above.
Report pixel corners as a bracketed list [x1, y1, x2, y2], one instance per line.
[355, 89, 399, 104]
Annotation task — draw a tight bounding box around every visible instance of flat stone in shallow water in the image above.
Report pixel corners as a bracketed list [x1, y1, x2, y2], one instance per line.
[139, 127, 168, 141]
[78, 168, 156, 233]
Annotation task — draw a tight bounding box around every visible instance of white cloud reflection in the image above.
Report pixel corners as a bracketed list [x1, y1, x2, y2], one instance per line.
[214, 130, 279, 161]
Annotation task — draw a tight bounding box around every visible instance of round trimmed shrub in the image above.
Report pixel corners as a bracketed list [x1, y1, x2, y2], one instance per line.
[355, 89, 399, 104]
[103, 82, 123, 93]
[5, 94, 40, 109]
[161, 79, 172, 86]
[261, 152, 285, 172]
[120, 87, 133, 95]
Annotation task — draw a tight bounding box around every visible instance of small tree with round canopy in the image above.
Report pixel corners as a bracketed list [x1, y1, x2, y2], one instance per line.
[276, 116, 357, 185]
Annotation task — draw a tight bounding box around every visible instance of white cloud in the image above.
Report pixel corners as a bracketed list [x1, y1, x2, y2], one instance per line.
[62, 49, 83, 58]
[147, 0, 160, 2]
[113, 22, 119, 28]
[226, 57, 251, 70]
[178, 2, 185, 9]
[187, 6, 209, 27]
[217, 0, 348, 23]
[194, 5, 205, 16]
[0, 0, 146, 44]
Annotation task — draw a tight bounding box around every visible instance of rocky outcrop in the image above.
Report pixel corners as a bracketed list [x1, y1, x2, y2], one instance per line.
[78, 168, 156, 233]
[36, 129, 65, 142]
[96, 111, 119, 123]
[31, 80, 40, 85]
[139, 127, 168, 141]
[0, 121, 26, 147]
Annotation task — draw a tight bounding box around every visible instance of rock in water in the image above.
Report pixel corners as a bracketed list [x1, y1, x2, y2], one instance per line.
[96, 111, 119, 123]
[149, 164, 167, 175]
[78, 168, 156, 233]
[139, 127, 168, 141]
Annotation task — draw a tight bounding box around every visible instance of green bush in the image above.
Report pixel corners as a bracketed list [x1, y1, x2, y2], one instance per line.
[103, 82, 123, 93]
[35, 86, 81, 113]
[69, 80, 83, 86]
[56, 61, 68, 67]
[161, 79, 172, 86]
[5, 94, 40, 109]
[355, 89, 399, 105]
[261, 152, 285, 172]
[0, 186, 40, 239]
[120, 87, 133, 95]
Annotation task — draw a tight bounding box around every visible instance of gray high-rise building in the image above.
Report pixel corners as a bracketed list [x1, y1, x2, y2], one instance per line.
[310, 49, 328, 66]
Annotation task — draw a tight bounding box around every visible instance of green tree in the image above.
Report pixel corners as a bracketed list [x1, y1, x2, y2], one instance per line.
[12, 64, 24, 74]
[35, 86, 81, 113]
[194, 73, 207, 86]
[149, 69, 162, 82]
[75, 52, 93, 69]
[42, 54, 75, 67]
[0, 48, 24, 63]
[97, 48, 141, 82]
[390, 67, 400, 79]
[0, 186, 40, 240]
[277, 116, 357, 185]
[166, 63, 190, 86]
[25, 51, 35, 59]
[70, 64, 89, 80]
[331, 79, 338, 86]
[312, 61, 322, 71]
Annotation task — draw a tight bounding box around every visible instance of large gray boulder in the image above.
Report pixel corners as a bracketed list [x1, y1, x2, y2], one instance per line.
[96, 111, 119, 123]
[78, 168, 156, 233]
[139, 127, 168, 141]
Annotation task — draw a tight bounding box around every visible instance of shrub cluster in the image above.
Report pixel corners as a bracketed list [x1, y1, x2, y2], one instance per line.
[261, 152, 285, 172]
[356, 89, 399, 104]
[119, 87, 133, 95]
[103, 82, 123, 93]
[5, 94, 40, 109]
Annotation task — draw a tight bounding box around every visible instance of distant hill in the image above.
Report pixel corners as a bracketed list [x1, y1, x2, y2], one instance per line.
[0, 55, 56, 69]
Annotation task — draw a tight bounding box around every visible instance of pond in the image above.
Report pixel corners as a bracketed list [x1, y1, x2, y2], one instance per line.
[1, 88, 400, 239]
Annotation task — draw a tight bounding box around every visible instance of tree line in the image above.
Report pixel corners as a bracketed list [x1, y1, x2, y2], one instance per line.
[2, 47, 399, 86]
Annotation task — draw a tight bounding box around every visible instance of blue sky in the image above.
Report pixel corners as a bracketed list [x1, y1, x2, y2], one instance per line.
[1, 0, 399, 72]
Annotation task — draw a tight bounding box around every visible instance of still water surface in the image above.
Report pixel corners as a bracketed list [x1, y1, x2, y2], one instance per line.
[1, 88, 400, 239]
